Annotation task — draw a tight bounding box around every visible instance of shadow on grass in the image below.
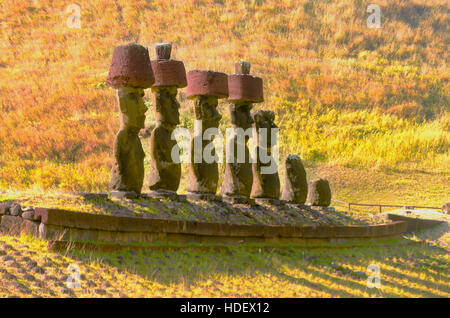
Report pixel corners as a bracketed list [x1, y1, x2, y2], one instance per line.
[55, 241, 449, 297]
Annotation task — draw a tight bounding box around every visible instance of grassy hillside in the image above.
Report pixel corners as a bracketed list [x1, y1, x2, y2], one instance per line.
[0, 0, 448, 205]
[1, 229, 449, 298]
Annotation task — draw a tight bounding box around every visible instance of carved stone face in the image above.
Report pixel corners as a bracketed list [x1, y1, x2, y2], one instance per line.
[252, 110, 277, 148]
[117, 87, 147, 130]
[154, 86, 180, 127]
[230, 102, 254, 130]
[194, 96, 222, 130]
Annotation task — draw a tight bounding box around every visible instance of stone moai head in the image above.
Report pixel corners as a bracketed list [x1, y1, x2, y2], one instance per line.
[117, 87, 148, 130]
[186, 70, 228, 130]
[150, 43, 187, 128]
[153, 86, 180, 127]
[281, 154, 308, 204]
[251, 110, 278, 149]
[107, 44, 154, 131]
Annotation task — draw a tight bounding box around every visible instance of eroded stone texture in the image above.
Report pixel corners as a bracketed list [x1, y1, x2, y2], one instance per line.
[148, 44, 186, 194]
[106, 43, 155, 88]
[109, 87, 148, 194]
[221, 102, 254, 200]
[186, 71, 227, 197]
[222, 62, 263, 203]
[250, 110, 280, 200]
[307, 179, 332, 207]
[228, 61, 263, 103]
[148, 87, 182, 192]
[107, 44, 153, 195]
[443, 203, 450, 214]
[281, 154, 308, 204]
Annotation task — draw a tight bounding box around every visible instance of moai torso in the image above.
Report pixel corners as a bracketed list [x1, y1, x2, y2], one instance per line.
[110, 127, 146, 193]
[148, 87, 182, 192]
[221, 102, 254, 198]
[281, 154, 308, 204]
[187, 135, 219, 193]
[250, 110, 280, 199]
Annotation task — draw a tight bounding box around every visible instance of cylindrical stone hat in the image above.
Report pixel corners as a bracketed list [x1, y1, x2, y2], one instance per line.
[186, 70, 229, 99]
[106, 43, 155, 88]
[227, 61, 263, 103]
[151, 43, 187, 88]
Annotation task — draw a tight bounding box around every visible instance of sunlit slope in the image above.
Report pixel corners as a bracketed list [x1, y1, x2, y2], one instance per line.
[0, 0, 448, 192]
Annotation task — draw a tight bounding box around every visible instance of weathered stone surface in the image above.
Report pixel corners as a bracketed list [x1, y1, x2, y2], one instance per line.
[235, 61, 251, 75]
[187, 95, 223, 195]
[306, 179, 332, 207]
[186, 70, 228, 99]
[0, 215, 38, 236]
[148, 85, 182, 192]
[32, 208, 407, 244]
[151, 43, 186, 88]
[0, 202, 12, 215]
[254, 198, 282, 206]
[250, 110, 280, 199]
[281, 154, 308, 204]
[143, 190, 181, 201]
[387, 213, 445, 232]
[106, 43, 155, 88]
[110, 191, 138, 200]
[442, 203, 450, 214]
[21, 211, 35, 220]
[185, 192, 222, 202]
[110, 87, 147, 194]
[221, 102, 254, 198]
[155, 42, 172, 60]
[228, 75, 263, 103]
[10, 204, 22, 216]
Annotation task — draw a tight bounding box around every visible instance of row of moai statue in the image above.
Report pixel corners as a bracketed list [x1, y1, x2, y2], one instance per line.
[106, 43, 331, 207]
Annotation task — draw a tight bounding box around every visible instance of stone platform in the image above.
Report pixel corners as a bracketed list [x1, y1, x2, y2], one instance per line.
[1, 207, 407, 245]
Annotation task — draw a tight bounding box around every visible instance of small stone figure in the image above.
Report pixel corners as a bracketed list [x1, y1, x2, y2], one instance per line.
[250, 110, 281, 205]
[307, 178, 332, 207]
[147, 43, 187, 199]
[442, 203, 450, 214]
[221, 61, 264, 205]
[186, 70, 228, 201]
[281, 154, 308, 206]
[106, 44, 154, 197]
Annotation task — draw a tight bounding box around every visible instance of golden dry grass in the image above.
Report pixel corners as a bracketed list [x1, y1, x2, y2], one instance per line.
[0, 0, 448, 196]
[0, 232, 448, 298]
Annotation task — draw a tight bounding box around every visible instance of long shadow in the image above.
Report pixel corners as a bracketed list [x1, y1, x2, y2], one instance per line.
[376, 264, 450, 296]
[271, 268, 360, 297]
[55, 242, 448, 298]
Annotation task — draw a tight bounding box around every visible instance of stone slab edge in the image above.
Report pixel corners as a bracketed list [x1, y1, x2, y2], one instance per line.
[34, 208, 407, 239]
[387, 213, 445, 232]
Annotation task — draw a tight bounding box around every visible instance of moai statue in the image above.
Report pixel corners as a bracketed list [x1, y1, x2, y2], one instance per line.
[106, 43, 155, 198]
[185, 70, 228, 201]
[250, 110, 281, 206]
[221, 61, 264, 205]
[306, 178, 332, 210]
[147, 43, 187, 199]
[281, 154, 308, 207]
